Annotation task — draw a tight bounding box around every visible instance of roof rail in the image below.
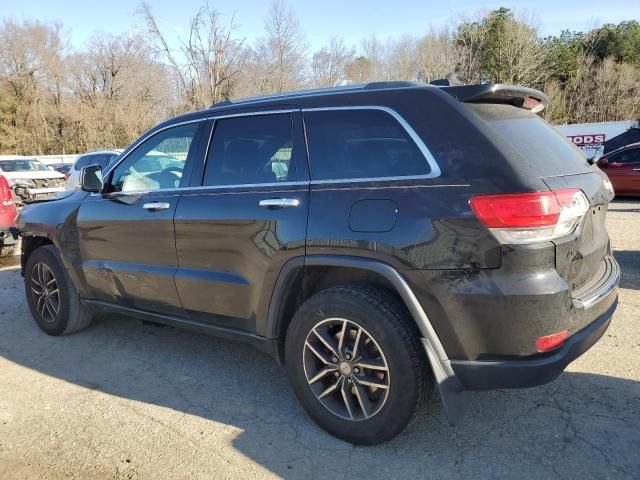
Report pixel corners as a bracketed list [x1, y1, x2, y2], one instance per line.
[208, 81, 428, 108]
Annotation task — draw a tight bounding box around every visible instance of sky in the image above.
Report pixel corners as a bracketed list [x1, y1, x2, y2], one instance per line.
[1, 0, 639, 51]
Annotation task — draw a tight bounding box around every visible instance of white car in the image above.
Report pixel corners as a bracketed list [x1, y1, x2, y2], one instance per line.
[0, 156, 66, 205]
[65, 149, 123, 190]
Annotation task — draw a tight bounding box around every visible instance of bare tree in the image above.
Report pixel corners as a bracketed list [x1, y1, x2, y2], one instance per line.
[140, 2, 246, 108]
[68, 33, 174, 150]
[251, 0, 307, 94]
[0, 19, 68, 154]
[453, 13, 490, 84]
[415, 28, 457, 82]
[310, 37, 354, 87]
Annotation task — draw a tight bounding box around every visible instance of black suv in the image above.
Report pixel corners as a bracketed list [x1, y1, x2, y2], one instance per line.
[16, 82, 620, 444]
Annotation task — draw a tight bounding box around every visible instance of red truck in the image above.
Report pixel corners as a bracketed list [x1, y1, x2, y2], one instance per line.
[0, 175, 18, 257]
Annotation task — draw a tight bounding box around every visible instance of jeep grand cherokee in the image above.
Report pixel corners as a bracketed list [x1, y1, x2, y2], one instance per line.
[16, 81, 620, 444]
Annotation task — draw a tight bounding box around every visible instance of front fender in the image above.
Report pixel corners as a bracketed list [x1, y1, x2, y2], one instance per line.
[16, 191, 88, 292]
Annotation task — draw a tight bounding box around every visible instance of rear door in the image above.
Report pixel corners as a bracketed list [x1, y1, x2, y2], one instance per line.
[174, 109, 309, 334]
[603, 147, 640, 195]
[77, 120, 208, 315]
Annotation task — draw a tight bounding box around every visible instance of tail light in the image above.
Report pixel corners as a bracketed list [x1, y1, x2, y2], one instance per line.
[470, 189, 589, 244]
[64, 172, 70, 181]
[0, 175, 15, 208]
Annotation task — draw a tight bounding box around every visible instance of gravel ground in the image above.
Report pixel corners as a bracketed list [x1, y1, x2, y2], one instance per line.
[0, 200, 638, 480]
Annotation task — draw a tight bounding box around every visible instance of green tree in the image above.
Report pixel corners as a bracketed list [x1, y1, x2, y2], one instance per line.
[454, 8, 545, 86]
[544, 30, 585, 85]
[589, 21, 640, 67]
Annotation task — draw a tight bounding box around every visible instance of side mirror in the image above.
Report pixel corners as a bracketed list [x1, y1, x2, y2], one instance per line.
[80, 165, 104, 193]
[597, 157, 608, 168]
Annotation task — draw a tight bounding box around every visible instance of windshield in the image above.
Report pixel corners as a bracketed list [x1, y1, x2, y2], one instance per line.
[0, 159, 50, 172]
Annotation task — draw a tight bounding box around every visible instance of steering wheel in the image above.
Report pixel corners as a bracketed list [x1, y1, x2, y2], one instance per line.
[154, 166, 183, 188]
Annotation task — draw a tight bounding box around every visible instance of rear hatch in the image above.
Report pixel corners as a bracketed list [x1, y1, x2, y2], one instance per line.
[466, 102, 614, 295]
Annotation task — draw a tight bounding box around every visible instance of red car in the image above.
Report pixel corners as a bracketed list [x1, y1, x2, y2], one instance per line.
[597, 142, 640, 196]
[0, 175, 18, 257]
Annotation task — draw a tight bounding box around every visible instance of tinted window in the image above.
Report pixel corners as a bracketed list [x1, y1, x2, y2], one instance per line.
[110, 123, 199, 193]
[608, 148, 640, 164]
[304, 109, 429, 181]
[203, 113, 295, 186]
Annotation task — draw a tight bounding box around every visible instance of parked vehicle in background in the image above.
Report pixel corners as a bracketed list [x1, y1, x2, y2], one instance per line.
[16, 81, 619, 444]
[597, 142, 640, 196]
[0, 175, 18, 257]
[50, 163, 73, 178]
[65, 149, 122, 190]
[0, 156, 66, 206]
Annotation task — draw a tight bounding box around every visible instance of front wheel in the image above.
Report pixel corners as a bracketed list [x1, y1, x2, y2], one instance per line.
[24, 245, 93, 336]
[285, 285, 433, 444]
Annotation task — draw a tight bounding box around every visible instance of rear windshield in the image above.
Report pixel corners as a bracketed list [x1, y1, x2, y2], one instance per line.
[467, 104, 591, 176]
[74, 153, 119, 171]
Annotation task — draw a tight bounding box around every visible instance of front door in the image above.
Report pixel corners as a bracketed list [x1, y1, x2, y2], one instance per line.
[77, 120, 208, 315]
[174, 110, 309, 334]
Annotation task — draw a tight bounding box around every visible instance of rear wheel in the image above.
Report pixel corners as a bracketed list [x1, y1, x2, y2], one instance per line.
[24, 245, 93, 335]
[285, 285, 433, 444]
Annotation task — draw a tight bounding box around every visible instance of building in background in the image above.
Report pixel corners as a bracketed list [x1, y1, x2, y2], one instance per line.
[555, 120, 640, 158]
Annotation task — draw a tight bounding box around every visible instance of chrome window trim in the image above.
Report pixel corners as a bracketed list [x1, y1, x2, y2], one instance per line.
[89, 181, 310, 197]
[301, 105, 441, 183]
[98, 105, 443, 196]
[212, 108, 297, 120]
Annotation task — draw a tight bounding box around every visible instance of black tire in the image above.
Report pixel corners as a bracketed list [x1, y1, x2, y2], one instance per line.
[24, 245, 93, 336]
[285, 284, 433, 445]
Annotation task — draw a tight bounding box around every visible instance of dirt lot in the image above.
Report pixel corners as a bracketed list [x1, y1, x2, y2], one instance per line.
[0, 200, 638, 480]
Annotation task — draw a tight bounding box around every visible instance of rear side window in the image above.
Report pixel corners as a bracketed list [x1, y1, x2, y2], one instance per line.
[304, 109, 430, 181]
[467, 104, 591, 176]
[203, 113, 296, 186]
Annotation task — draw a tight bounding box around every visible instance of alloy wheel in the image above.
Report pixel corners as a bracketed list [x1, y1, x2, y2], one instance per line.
[30, 262, 60, 323]
[303, 318, 390, 421]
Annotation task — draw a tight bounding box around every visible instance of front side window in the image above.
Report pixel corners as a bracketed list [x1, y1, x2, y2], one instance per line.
[203, 113, 295, 186]
[110, 123, 199, 193]
[608, 148, 640, 165]
[304, 109, 430, 181]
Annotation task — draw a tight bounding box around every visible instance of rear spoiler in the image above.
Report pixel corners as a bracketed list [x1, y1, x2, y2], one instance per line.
[437, 83, 549, 113]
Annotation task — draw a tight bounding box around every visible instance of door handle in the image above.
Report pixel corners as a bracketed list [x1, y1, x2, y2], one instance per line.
[633, 168, 640, 171]
[259, 198, 300, 208]
[143, 202, 170, 211]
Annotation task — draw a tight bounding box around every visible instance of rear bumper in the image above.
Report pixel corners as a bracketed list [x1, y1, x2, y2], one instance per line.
[450, 296, 617, 390]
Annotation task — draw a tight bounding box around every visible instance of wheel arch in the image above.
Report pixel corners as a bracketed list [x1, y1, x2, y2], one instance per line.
[266, 254, 467, 422]
[20, 234, 54, 276]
